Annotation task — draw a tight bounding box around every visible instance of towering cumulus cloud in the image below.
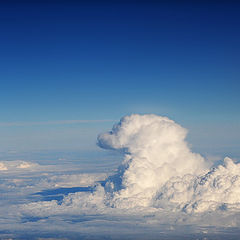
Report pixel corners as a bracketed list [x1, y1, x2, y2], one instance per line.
[97, 114, 240, 213]
[98, 114, 208, 208]
[23, 114, 240, 218]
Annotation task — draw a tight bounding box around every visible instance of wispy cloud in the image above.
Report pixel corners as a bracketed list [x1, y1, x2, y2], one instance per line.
[0, 119, 115, 127]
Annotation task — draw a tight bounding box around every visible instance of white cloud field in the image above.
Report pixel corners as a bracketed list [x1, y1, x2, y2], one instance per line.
[1, 114, 240, 240]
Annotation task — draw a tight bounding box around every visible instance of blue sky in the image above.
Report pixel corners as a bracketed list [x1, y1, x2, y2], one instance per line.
[1, 3, 240, 239]
[0, 1, 240, 156]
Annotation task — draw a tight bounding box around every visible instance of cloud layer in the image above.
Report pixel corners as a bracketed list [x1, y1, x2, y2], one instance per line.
[21, 114, 240, 217]
[1, 114, 240, 239]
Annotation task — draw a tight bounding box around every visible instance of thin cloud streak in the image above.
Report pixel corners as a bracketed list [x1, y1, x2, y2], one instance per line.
[0, 119, 115, 127]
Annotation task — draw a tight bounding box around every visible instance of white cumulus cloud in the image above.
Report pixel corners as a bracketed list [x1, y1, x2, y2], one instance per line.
[98, 114, 208, 208]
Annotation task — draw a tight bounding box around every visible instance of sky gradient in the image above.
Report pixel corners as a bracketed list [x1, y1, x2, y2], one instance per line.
[1, 1, 240, 157]
[1, 2, 240, 239]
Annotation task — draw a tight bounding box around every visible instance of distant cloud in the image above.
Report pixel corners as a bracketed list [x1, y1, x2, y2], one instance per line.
[0, 162, 7, 171]
[0, 160, 38, 171]
[0, 119, 115, 127]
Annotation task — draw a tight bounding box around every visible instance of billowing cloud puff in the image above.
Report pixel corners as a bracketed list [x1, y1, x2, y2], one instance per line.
[98, 114, 208, 208]
[154, 157, 240, 213]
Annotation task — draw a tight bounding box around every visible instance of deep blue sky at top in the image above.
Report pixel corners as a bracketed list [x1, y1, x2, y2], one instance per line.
[0, 1, 240, 154]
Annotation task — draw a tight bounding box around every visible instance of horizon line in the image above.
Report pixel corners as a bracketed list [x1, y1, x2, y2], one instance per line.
[0, 119, 116, 127]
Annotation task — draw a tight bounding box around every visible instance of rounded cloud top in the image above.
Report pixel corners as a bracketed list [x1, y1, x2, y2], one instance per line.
[98, 114, 186, 152]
